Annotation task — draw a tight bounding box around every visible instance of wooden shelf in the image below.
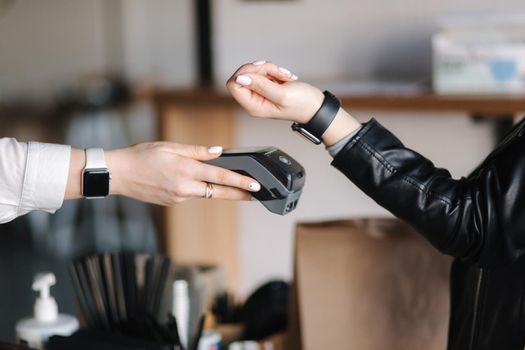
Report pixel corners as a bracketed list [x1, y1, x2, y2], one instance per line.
[339, 93, 525, 115]
[152, 87, 525, 116]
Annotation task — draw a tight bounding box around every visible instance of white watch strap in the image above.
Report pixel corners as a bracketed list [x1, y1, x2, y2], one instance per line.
[85, 148, 107, 169]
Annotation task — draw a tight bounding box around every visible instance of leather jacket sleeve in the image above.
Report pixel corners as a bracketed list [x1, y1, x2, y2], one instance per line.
[331, 118, 525, 267]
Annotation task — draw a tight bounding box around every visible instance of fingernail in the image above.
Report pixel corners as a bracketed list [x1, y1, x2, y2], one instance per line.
[252, 60, 266, 66]
[236, 75, 252, 86]
[279, 67, 292, 77]
[249, 182, 261, 191]
[291, 74, 299, 81]
[208, 146, 223, 154]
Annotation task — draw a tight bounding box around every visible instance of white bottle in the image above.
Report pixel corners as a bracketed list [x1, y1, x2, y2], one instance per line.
[15, 272, 79, 350]
[173, 280, 190, 349]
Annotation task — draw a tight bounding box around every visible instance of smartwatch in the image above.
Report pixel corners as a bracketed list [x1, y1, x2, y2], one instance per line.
[82, 148, 111, 199]
[291, 90, 341, 144]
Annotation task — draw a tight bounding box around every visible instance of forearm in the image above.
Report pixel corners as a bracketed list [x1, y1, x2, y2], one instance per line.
[311, 97, 525, 267]
[65, 143, 260, 206]
[331, 120, 467, 252]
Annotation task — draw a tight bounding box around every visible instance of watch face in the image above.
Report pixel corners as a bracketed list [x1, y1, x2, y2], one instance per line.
[83, 169, 110, 198]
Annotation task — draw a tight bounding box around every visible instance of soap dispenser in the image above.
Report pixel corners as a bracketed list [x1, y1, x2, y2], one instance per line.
[15, 272, 79, 349]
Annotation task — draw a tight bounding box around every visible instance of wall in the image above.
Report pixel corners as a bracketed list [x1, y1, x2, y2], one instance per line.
[121, 0, 195, 87]
[0, 0, 194, 101]
[0, 0, 106, 101]
[213, 0, 525, 83]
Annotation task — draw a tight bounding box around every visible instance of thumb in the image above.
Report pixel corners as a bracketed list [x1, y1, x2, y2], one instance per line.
[235, 73, 286, 104]
[174, 144, 223, 160]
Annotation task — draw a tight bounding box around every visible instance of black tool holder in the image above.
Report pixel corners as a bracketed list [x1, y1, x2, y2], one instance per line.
[50, 253, 204, 350]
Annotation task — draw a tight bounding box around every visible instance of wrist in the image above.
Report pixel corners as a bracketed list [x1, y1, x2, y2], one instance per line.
[298, 89, 325, 124]
[321, 108, 361, 146]
[291, 90, 341, 144]
[64, 148, 86, 200]
[105, 148, 127, 196]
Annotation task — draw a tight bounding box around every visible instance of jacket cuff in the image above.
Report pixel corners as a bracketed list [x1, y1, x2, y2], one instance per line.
[331, 118, 381, 169]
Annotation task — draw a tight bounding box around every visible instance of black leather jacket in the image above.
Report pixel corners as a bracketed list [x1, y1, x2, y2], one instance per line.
[332, 118, 525, 350]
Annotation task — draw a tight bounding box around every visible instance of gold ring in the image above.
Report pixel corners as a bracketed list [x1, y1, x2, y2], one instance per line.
[205, 182, 214, 199]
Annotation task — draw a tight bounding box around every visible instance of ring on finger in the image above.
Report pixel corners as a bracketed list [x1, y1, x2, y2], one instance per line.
[204, 182, 215, 199]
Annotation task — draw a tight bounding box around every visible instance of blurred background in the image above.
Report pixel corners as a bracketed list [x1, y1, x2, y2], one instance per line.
[1, 0, 525, 347]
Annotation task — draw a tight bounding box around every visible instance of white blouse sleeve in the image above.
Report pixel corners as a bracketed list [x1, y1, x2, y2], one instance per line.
[0, 138, 71, 223]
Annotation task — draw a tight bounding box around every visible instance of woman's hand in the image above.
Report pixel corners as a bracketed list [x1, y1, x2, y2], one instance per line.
[226, 60, 363, 146]
[69, 143, 261, 205]
[226, 61, 325, 124]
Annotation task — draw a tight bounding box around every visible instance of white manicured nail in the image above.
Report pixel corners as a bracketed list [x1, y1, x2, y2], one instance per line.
[252, 60, 266, 66]
[208, 146, 223, 154]
[236, 75, 252, 86]
[291, 74, 299, 80]
[279, 67, 292, 76]
[249, 182, 261, 191]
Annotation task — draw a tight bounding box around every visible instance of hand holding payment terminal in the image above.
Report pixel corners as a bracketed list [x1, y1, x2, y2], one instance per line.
[205, 147, 305, 215]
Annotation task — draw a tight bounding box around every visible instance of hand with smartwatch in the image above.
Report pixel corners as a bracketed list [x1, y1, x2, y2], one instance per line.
[228, 60, 525, 350]
[226, 61, 361, 146]
[64, 142, 261, 205]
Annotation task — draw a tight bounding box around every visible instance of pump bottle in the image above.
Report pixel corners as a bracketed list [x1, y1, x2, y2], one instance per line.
[15, 272, 79, 349]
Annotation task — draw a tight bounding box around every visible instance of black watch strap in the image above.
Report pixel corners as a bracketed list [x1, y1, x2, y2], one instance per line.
[291, 91, 341, 144]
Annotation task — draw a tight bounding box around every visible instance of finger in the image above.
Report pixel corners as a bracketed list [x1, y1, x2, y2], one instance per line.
[230, 61, 280, 78]
[205, 184, 253, 201]
[260, 62, 298, 82]
[226, 74, 253, 102]
[230, 61, 265, 77]
[233, 73, 287, 103]
[228, 61, 297, 84]
[172, 144, 224, 160]
[198, 164, 261, 192]
[186, 181, 252, 201]
[227, 79, 282, 118]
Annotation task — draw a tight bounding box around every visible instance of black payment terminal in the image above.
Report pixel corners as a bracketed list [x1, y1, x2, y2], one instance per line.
[205, 147, 305, 215]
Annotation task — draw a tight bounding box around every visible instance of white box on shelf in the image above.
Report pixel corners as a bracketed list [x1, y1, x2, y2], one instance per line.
[433, 13, 525, 95]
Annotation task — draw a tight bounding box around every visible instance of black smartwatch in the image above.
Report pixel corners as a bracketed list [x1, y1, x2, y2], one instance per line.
[82, 148, 111, 199]
[291, 90, 341, 144]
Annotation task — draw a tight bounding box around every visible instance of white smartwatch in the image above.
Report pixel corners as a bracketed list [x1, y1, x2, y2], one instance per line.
[82, 148, 111, 199]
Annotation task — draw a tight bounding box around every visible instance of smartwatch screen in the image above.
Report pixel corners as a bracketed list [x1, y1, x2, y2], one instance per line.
[83, 169, 110, 197]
